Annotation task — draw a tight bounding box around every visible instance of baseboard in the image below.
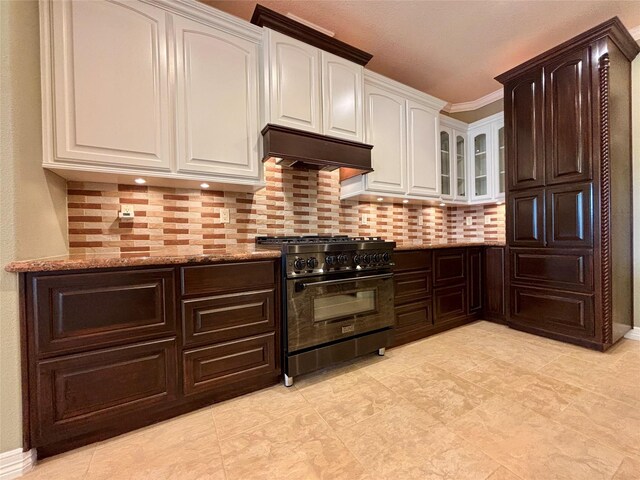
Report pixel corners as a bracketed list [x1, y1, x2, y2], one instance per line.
[624, 327, 640, 341]
[0, 449, 36, 479]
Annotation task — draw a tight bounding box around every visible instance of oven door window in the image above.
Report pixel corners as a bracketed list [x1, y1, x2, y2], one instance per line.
[312, 289, 376, 323]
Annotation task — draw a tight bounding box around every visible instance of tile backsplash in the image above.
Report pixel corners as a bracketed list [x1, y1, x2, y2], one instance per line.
[67, 160, 505, 255]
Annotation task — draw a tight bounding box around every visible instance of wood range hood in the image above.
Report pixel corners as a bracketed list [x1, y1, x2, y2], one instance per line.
[252, 5, 374, 179]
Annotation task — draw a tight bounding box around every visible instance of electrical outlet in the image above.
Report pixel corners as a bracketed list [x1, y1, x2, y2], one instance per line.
[418, 215, 424, 226]
[465, 216, 473, 226]
[485, 214, 492, 225]
[118, 204, 135, 220]
[220, 208, 230, 224]
[361, 214, 369, 225]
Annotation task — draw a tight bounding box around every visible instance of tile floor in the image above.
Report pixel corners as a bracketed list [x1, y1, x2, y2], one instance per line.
[20, 321, 640, 480]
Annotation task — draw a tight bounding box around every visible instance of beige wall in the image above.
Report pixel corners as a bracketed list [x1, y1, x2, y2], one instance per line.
[633, 50, 639, 329]
[0, 0, 68, 452]
[443, 99, 504, 124]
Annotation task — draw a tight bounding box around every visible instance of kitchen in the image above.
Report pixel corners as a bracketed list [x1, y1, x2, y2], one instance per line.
[1, 0, 639, 479]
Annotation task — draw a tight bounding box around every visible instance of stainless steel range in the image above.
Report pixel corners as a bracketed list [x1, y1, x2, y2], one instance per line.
[256, 235, 396, 386]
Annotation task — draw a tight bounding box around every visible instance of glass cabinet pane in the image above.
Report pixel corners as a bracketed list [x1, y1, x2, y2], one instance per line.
[474, 133, 487, 196]
[456, 135, 465, 196]
[440, 131, 451, 195]
[498, 127, 505, 194]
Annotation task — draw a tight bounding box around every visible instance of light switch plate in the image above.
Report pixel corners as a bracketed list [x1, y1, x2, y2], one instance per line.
[465, 216, 473, 226]
[485, 214, 492, 225]
[418, 215, 424, 226]
[220, 208, 230, 224]
[361, 214, 369, 225]
[118, 204, 135, 220]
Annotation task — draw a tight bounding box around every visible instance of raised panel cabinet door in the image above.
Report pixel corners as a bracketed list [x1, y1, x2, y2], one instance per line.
[395, 300, 433, 330]
[48, 0, 171, 169]
[544, 47, 592, 185]
[504, 72, 545, 190]
[510, 248, 593, 293]
[321, 51, 364, 141]
[467, 248, 483, 313]
[484, 247, 506, 319]
[174, 15, 261, 180]
[546, 183, 593, 247]
[433, 249, 466, 286]
[32, 269, 176, 357]
[34, 339, 178, 446]
[407, 102, 440, 196]
[394, 270, 432, 305]
[364, 83, 407, 194]
[267, 29, 321, 133]
[434, 285, 467, 323]
[508, 188, 545, 246]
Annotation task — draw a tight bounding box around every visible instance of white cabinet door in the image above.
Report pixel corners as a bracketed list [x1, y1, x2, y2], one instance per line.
[364, 83, 407, 194]
[468, 125, 494, 202]
[267, 29, 321, 133]
[321, 52, 363, 142]
[493, 119, 506, 200]
[453, 130, 468, 201]
[407, 101, 439, 197]
[174, 15, 261, 180]
[49, 0, 171, 170]
[439, 126, 453, 199]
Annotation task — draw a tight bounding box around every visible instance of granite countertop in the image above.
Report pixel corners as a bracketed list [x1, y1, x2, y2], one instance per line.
[4, 244, 282, 273]
[5, 241, 506, 273]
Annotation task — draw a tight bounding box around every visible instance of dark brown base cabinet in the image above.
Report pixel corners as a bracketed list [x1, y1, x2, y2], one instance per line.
[392, 247, 487, 347]
[497, 18, 639, 350]
[21, 260, 281, 457]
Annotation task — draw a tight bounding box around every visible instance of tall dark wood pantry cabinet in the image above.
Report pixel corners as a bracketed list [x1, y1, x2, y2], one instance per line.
[496, 18, 639, 350]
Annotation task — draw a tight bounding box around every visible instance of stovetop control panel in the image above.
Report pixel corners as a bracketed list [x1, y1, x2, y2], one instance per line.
[285, 249, 393, 277]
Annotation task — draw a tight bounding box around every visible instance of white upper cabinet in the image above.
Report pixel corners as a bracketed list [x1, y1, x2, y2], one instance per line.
[363, 82, 407, 194]
[321, 52, 364, 141]
[265, 29, 322, 133]
[454, 132, 468, 200]
[494, 120, 506, 200]
[439, 128, 453, 199]
[174, 14, 261, 180]
[45, 0, 171, 170]
[40, 0, 265, 190]
[467, 112, 504, 203]
[407, 101, 440, 197]
[440, 115, 469, 203]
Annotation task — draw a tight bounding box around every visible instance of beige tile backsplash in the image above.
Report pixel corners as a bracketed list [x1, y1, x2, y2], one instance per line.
[67, 160, 505, 255]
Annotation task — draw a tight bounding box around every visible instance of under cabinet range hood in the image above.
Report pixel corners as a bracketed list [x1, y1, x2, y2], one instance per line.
[261, 124, 373, 173]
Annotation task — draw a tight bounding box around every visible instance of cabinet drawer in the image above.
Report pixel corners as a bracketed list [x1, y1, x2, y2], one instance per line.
[433, 249, 466, 286]
[182, 289, 275, 347]
[510, 286, 594, 338]
[33, 338, 177, 445]
[182, 333, 277, 397]
[32, 269, 176, 357]
[393, 250, 432, 272]
[434, 285, 467, 323]
[395, 299, 432, 330]
[394, 270, 431, 305]
[181, 261, 275, 296]
[510, 249, 593, 292]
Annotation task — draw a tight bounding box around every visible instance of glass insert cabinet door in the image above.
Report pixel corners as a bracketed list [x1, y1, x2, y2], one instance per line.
[474, 133, 487, 197]
[498, 126, 505, 194]
[440, 130, 451, 196]
[456, 134, 466, 197]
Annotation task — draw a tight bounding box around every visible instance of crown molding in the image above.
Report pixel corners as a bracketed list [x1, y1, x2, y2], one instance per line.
[629, 24, 640, 41]
[443, 88, 503, 113]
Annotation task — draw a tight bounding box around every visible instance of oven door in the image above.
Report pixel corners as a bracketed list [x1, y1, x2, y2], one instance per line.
[286, 272, 395, 353]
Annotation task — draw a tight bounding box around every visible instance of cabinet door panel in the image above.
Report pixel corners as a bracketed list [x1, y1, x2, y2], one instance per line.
[544, 47, 592, 185]
[468, 126, 493, 201]
[504, 72, 544, 189]
[321, 51, 363, 141]
[181, 261, 275, 297]
[364, 83, 407, 194]
[434, 285, 467, 323]
[510, 248, 593, 292]
[174, 16, 261, 179]
[546, 183, 593, 247]
[50, 0, 170, 169]
[395, 300, 433, 330]
[509, 189, 545, 246]
[33, 269, 176, 357]
[468, 248, 482, 313]
[433, 249, 466, 286]
[484, 247, 506, 319]
[268, 30, 321, 133]
[393, 250, 432, 272]
[407, 102, 440, 196]
[510, 286, 594, 338]
[182, 289, 275, 347]
[394, 270, 431, 305]
[183, 333, 276, 396]
[34, 339, 177, 445]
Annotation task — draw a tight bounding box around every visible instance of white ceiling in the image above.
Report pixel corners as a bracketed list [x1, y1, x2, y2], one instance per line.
[202, 0, 640, 104]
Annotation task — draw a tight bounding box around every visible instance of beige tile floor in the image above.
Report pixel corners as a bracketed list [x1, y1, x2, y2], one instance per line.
[20, 321, 640, 480]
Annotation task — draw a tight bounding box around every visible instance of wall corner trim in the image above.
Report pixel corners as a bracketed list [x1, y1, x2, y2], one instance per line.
[0, 448, 36, 479]
[624, 327, 640, 341]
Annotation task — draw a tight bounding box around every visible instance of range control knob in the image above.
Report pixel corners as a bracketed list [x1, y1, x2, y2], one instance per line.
[338, 254, 349, 265]
[382, 252, 390, 263]
[353, 254, 362, 265]
[325, 255, 336, 266]
[307, 257, 318, 269]
[293, 257, 306, 271]
[373, 253, 382, 263]
[362, 253, 371, 264]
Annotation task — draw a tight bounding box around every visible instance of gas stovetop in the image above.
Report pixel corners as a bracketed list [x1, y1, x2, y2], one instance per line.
[255, 236, 396, 277]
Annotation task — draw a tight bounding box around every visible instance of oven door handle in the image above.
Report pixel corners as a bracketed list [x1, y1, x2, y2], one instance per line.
[296, 273, 393, 291]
